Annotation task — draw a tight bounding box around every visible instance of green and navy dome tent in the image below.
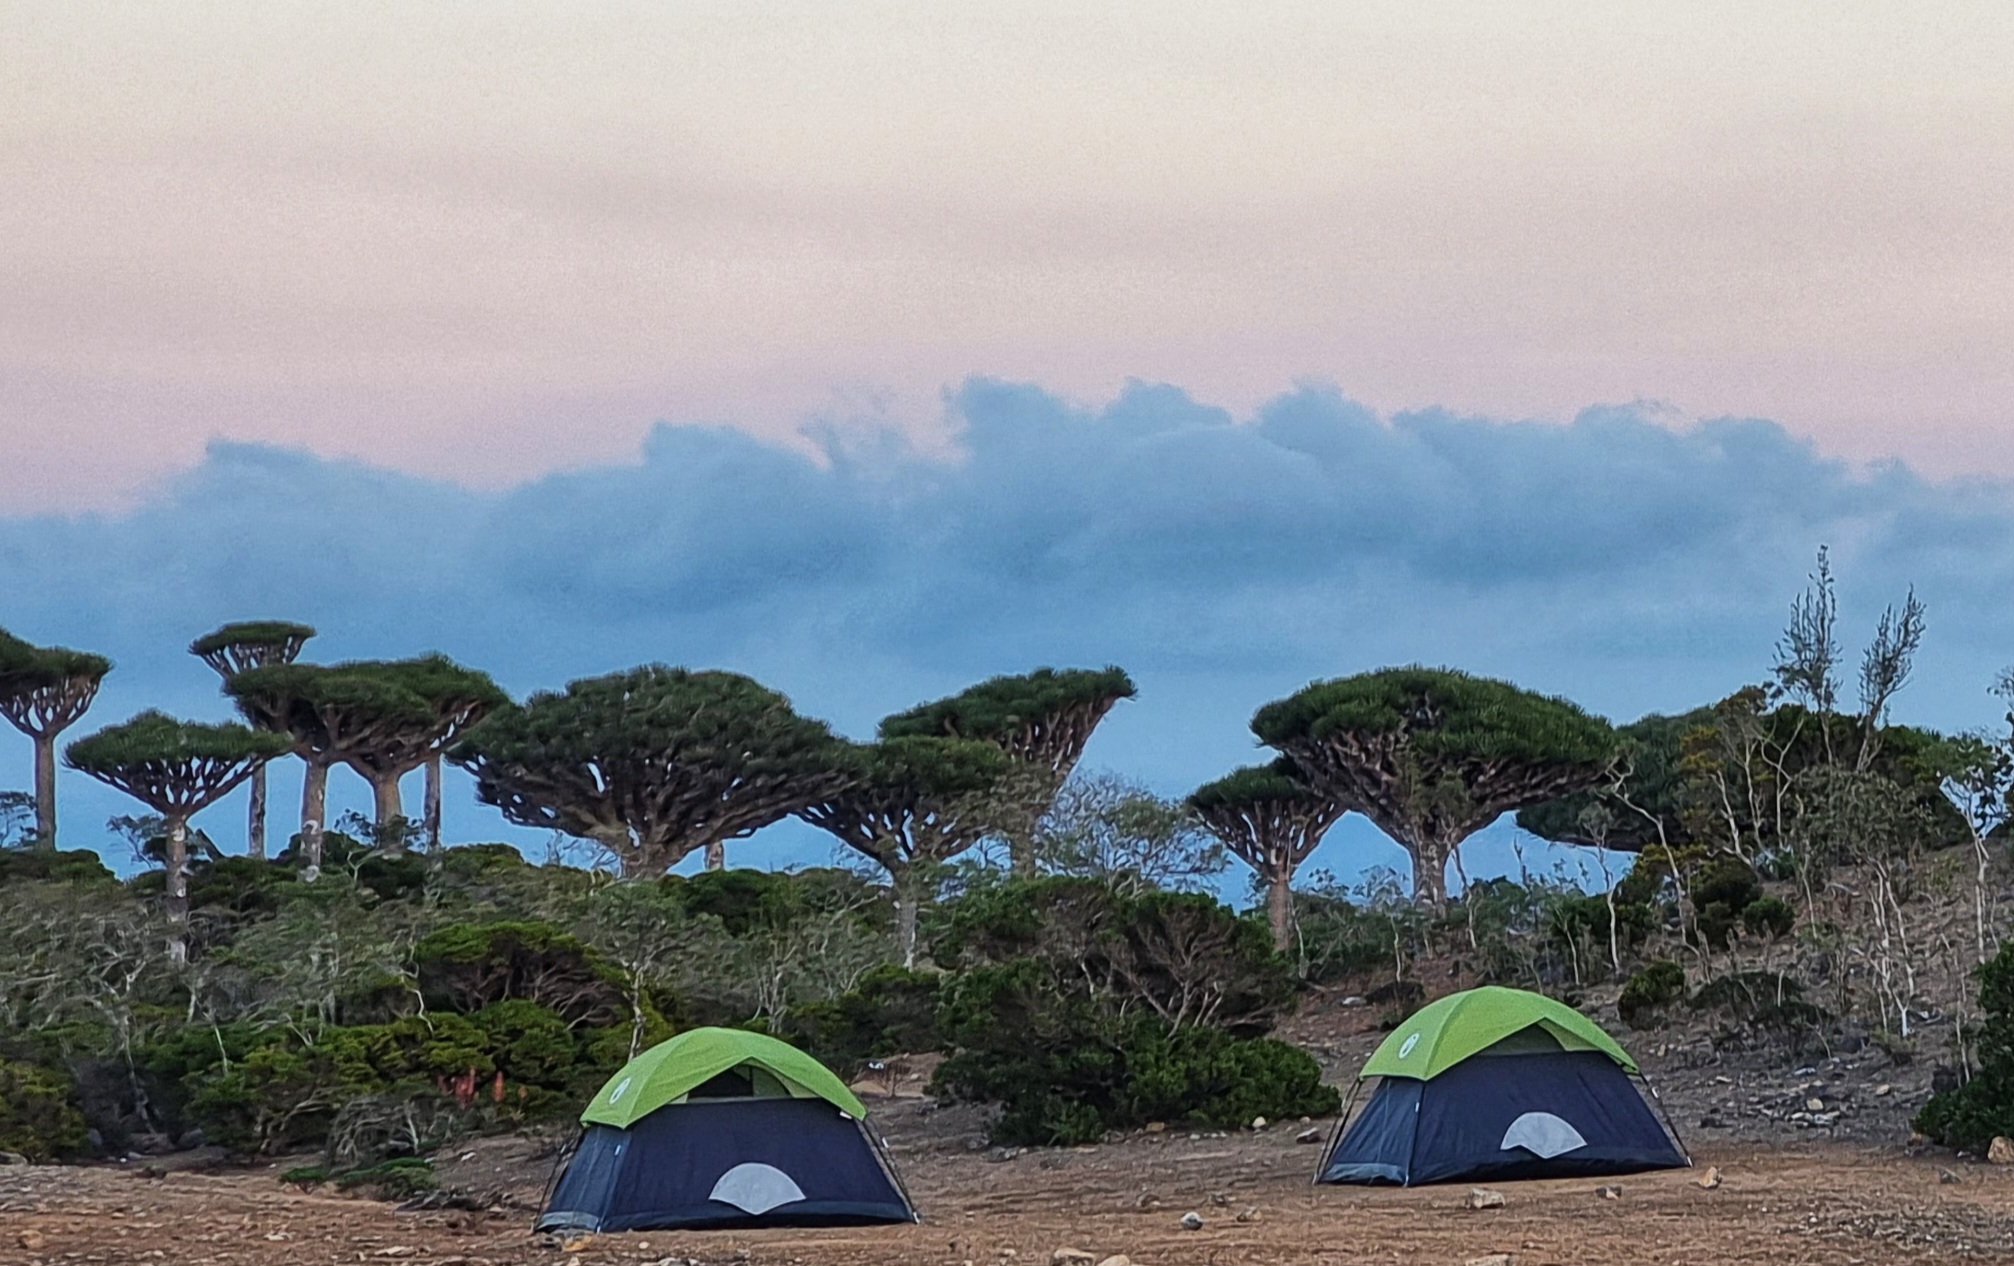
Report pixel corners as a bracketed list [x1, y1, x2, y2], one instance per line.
[538, 1028, 917, 1232]
[1317, 986, 1689, 1186]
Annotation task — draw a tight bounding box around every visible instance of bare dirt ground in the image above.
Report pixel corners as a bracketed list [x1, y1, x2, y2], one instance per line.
[2, 975, 1995, 1266]
[8, 1102, 2014, 1266]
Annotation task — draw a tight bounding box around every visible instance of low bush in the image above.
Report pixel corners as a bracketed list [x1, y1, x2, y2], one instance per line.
[1617, 960, 1686, 1029]
[0, 1058, 89, 1161]
[1918, 941, 2014, 1152]
[787, 965, 942, 1078]
[932, 886, 1337, 1147]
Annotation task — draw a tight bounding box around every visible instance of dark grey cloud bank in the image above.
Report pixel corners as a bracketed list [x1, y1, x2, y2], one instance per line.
[4, 380, 2011, 889]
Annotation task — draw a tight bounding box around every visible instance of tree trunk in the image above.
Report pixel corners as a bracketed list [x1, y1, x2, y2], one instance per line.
[705, 839, 726, 871]
[423, 754, 443, 850]
[891, 861, 919, 969]
[300, 757, 329, 881]
[246, 764, 268, 860]
[1267, 863, 1294, 953]
[1412, 835, 1452, 910]
[1009, 835, 1037, 879]
[165, 816, 189, 965]
[371, 770, 404, 845]
[32, 732, 56, 850]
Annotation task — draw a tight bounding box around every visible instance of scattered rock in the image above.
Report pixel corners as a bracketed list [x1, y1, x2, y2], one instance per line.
[1698, 1115, 1728, 1129]
[1209, 1191, 1230, 1206]
[1143, 1121, 1166, 1134]
[1295, 1127, 1323, 1144]
[174, 1127, 207, 1151]
[1465, 1256, 1515, 1266]
[1991, 1137, 2014, 1166]
[1250, 1116, 1268, 1130]
[1341, 995, 1366, 1007]
[1595, 1185, 1623, 1200]
[19, 1229, 48, 1252]
[1696, 1166, 1722, 1189]
[1179, 1211, 1205, 1231]
[1133, 1192, 1161, 1210]
[560, 1235, 594, 1253]
[1466, 1187, 1506, 1210]
[987, 1146, 1026, 1163]
[0, 1151, 29, 1166]
[1940, 1169, 1963, 1184]
[1050, 1250, 1096, 1265]
[1095, 1257, 1131, 1266]
[1874, 1084, 1893, 1097]
[1804, 1098, 1825, 1113]
[1235, 1206, 1261, 1223]
[126, 1132, 174, 1156]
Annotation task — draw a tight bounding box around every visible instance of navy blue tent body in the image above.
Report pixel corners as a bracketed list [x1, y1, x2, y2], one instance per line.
[539, 1097, 915, 1232]
[1318, 990, 1689, 1188]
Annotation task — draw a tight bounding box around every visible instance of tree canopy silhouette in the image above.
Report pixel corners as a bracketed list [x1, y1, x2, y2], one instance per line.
[881, 666, 1135, 874]
[798, 735, 1009, 965]
[1252, 666, 1617, 907]
[1189, 759, 1348, 951]
[189, 620, 316, 859]
[65, 711, 288, 960]
[453, 665, 860, 876]
[0, 626, 112, 850]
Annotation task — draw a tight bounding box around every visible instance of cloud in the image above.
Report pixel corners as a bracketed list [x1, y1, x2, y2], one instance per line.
[3, 379, 2011, 889]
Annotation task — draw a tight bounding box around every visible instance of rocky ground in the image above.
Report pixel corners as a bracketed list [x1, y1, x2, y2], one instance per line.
[2, 967, 1995, 1265]
[7, 1097, 2014, 1266]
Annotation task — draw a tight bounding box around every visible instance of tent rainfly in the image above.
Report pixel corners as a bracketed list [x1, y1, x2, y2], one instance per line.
[1317, 986, 1689, 1186]
[538, 1028, 917, 1232]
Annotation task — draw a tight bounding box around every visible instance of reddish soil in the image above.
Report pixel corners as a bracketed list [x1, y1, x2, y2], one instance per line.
[7, 1104, 2014, 1266]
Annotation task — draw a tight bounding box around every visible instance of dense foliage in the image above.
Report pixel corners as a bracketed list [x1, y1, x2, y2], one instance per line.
[1918, 940, 2014, 1151]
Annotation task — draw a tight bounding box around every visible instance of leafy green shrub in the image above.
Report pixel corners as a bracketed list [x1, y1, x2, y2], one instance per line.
[934, 877, 1294, 1036]
[1546, 893, 1655, 959]
[0, 1058, 89, 1160]
[0, 847, 116, 888]
[932, 888, 1335, 1149]
[1919, 940, 2014, 1151]
[934, 980, 1336, 1147]
[412, 921, 627, 1025]
[1687, 971, 1825, 1032]
[335, 1156, 437, 1200]
[1617, 960, 1686, 1029]
[1739, 895, 1796, 939]
[787, 965, 942, 1078]
[1693, 858, 1769, 949]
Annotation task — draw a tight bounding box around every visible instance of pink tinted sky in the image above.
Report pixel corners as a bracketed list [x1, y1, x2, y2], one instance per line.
[3, 1, 2011, 513]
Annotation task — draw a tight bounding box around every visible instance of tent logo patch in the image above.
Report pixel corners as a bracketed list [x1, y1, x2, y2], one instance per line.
[1500, 1111, 1588, 1159]
[710, 1162, 807, 1215]
[1397, 1033, 1420, 1060]
[608, 1076, 633, 1104]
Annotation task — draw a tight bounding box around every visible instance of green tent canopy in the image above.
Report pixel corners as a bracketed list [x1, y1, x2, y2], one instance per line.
[1360, 986, 1636, 1081]
[582, 1027, 869, 1127]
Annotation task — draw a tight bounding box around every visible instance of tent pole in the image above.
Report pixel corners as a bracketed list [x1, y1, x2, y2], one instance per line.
[862, 1118, 921, 1222]
[1637, 1073, 1693, 1166]
[1313, 1078, 1362, 1185]
[533, 1126, 583, 1233]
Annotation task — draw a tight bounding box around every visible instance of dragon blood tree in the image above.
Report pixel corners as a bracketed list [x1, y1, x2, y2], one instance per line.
[0, 626, 111, 850]
[453, 665, 861, 876]
[189, 621, 316, 859]
[66, 712, 289, 961]
[337, 656, 508, 849]
[880, 666, 1135, 875]
[1252, 666, 1618, 908]
[798, 735, 1010, 966]
[1188, 759, 1350, 951]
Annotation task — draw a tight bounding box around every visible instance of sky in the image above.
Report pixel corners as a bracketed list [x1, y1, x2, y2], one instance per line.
[1, 4, 2011, 892]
